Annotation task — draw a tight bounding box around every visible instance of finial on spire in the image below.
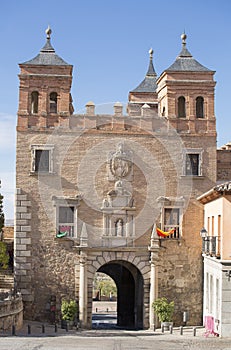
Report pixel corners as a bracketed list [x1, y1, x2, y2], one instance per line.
[149, 48, 153, 60]
[46, 25, 52, 40]
[181, 31, 187, 45]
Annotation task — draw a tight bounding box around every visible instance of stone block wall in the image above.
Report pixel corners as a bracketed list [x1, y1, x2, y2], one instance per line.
[0, 294, 23, 331]
[14, 188, 33, 310]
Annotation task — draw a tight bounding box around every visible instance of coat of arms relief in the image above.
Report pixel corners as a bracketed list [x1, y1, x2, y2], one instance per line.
[108, 142, 133, 181]
[102, 143, 135, 247]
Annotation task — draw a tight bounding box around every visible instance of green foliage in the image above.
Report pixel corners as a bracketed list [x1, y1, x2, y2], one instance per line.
[97, 280, 117, 298]
[0, 191, 4, 234]
[61, 299, 78, 321]
[152, 297, 174, 322]
[93, 273, 117, 298]
[0, 241, 9, 269]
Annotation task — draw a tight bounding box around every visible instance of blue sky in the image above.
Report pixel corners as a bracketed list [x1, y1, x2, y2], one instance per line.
[0, 0, 231, 219]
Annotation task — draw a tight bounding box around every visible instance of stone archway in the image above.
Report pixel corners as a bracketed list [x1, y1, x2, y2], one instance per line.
[97, 260, 144, 329]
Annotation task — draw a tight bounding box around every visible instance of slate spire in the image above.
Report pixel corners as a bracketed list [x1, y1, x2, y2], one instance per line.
[21, 26, 70, 66]
[166, 32, 211, 72]
[131, 48, 157, 92]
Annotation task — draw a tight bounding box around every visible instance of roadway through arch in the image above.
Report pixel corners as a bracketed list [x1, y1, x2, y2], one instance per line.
[95, 260, 144, 329]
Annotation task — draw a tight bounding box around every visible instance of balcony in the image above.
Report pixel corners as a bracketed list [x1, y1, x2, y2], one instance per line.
[202, 236, 220, 258]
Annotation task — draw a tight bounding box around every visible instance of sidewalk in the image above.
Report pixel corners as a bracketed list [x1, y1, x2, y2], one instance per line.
[1, 322, 231, 350]
[0, 320, 220, 338]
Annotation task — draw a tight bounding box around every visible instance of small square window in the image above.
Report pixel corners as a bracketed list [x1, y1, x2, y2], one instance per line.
[183, 149, 203, 176]
[35, 150, 50, 172]
[31, 145, 54, 174]
[186, 154, 199, 176]
[59, 206, 74, 224]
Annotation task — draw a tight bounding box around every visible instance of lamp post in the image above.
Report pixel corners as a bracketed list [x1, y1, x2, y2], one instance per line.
[200, 228, 208, 253]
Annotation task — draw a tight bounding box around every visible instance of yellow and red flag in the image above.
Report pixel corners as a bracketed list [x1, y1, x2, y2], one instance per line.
[156, 227, 175, 238]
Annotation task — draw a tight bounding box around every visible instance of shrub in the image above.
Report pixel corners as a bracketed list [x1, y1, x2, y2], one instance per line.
[61, 299, 78, 321]
[152, 297, 174, 323]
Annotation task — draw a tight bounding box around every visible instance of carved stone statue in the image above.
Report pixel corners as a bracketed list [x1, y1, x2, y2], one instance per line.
[116, 219, 123, 236]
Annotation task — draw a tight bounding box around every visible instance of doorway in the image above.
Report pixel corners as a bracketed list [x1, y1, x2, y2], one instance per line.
[92, 260, 144, 329]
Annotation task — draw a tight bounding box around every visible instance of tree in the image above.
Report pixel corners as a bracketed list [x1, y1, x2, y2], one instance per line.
[0, 180, 4, 235]
[0, 181, 8, 269]
[93, 273, 117, 299]
[0, 241, 9, 269]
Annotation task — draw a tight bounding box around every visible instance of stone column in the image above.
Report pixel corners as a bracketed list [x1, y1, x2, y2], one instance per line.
[149, 225, 160, 329]
[149, 251, 158, 329]
[79, 252, 88, 327]
[103, 213, 107, 236]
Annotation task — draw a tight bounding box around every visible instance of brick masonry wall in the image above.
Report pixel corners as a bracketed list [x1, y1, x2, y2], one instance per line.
[15, 123, 217, 324]
[217, 149, 231, 181]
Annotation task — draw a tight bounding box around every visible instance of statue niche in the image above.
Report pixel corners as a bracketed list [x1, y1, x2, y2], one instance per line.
[101, 180, 136, 247]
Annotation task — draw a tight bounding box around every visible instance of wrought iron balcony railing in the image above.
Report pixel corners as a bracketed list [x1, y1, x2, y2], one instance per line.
[202, 236, 220, 258]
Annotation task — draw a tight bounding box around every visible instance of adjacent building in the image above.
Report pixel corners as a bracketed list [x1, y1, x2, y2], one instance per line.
[198, 181, 231, 337]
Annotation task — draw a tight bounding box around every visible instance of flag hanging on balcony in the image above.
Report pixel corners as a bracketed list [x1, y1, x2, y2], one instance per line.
[156, 227, 175, 238]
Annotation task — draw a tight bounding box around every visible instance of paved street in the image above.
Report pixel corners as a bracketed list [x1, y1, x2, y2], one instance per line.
[0, 323, 231, 350]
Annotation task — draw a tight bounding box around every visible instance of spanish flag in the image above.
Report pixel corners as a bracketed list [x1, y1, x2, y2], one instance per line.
[156, 227, 175, 238]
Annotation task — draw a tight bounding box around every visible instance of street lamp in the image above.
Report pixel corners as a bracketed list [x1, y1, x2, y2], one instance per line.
[200, 227, 208, 253]
[200, 227, 208, 238]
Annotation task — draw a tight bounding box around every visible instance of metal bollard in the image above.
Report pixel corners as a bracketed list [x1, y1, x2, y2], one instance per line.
[28, 324, 31, 334]
[12, 325, 16, 336]
[193, 327, 196, 336]
[66, 323, 69, 332]
[153, 324, 156, 332]
[161, 324, 164, 333]
[55, 323, 57, 333]
[169, 325, 173, 334]
[42, 324, 45, 333]
[180, 326, 183, 335]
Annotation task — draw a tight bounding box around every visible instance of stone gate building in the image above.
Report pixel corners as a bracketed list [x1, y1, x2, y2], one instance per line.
[15, 27, 217, 329]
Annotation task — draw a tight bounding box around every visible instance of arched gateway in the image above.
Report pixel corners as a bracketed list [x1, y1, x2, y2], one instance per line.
[98, 261, 143, 329]
[76, 247, 159, 329]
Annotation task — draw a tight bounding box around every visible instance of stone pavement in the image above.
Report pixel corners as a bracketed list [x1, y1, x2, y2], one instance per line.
[0, 322, 231, 350]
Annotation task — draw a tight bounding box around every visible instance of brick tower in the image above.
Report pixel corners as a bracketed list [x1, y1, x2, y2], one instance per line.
[17, 26, 73, 131]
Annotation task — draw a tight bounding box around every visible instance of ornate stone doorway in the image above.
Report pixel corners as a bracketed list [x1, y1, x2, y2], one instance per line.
[97, 260, 144, 329]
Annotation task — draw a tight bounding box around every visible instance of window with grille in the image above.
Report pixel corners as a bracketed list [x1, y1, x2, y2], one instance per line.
[164, 208, 180, 239]
[58, 206, 75, 238]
